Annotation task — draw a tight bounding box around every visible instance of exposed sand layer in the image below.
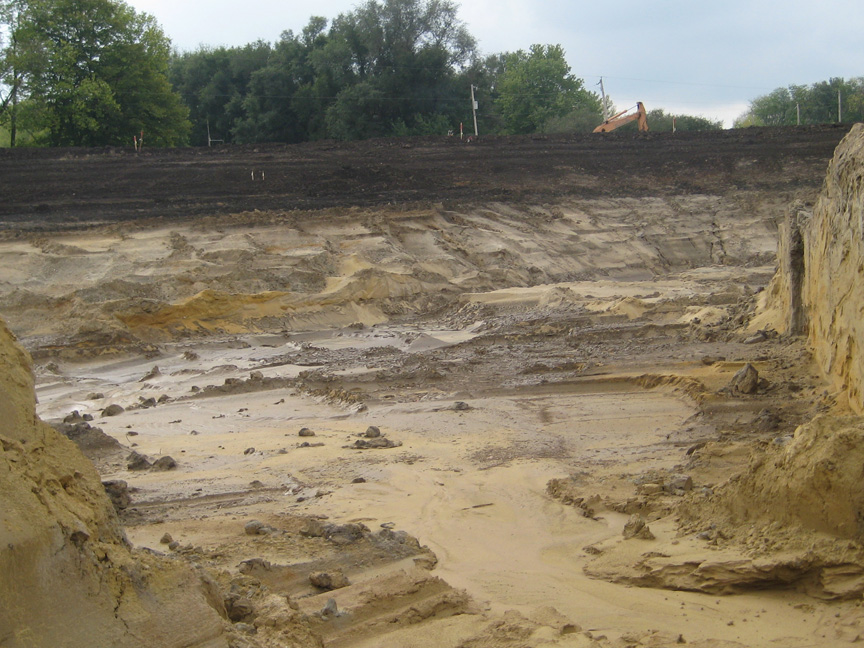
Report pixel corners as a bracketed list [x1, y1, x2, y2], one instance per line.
[1, 203, 858, 647]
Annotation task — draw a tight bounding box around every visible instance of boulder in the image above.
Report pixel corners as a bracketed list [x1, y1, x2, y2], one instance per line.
[364, 425, 381, 438]
[622, 515, 655, 540]
[728, 363, 759, 394]
[102, 403, 125, 417]
[309, 569, 351, 590]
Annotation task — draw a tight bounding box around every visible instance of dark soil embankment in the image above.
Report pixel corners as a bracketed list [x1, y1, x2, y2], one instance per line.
[0, 125, 851, 229]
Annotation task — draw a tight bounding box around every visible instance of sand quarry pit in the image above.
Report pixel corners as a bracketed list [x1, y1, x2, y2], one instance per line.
[3, 126, 864, 647]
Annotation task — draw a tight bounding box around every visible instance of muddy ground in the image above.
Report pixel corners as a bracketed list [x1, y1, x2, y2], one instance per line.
[2, 125, 862, 647]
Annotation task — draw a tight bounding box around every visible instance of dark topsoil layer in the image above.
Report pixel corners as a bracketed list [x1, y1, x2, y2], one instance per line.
[0, 124, 853, 230]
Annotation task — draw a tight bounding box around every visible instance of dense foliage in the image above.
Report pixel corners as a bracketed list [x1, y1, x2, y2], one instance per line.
[171, 0, 492, 145]
[736, 78, 864, 127]
[646, 109, 722, 132]
[0, 0, 790, 147]
[1, 0, 189, 146]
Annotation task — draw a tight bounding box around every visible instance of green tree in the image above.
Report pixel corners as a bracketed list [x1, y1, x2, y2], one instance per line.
[11, 0, 189, 146]
[737, 77, 864, 127]
[232, 22, 325, 143]
[320, 0, 476, 139]
[0, 0, 26, 145]
[741, 87, 796, 126]
[645, 108, 722, 132]
[170, 41, 272, 145]
[496, 44, 594, 135]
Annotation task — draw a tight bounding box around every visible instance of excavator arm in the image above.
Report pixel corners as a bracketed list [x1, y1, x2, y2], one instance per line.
[593, 102, 649, 133]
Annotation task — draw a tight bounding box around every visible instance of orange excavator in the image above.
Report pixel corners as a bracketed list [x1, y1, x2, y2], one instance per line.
[593, 102, 649, 133]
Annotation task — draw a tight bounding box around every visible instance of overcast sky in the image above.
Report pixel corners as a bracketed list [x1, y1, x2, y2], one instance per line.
[126, 0, 864, 128]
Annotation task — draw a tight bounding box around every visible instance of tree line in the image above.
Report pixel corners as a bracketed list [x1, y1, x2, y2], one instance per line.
[11, 0, 846, 148]
[736, 77, 864, 127]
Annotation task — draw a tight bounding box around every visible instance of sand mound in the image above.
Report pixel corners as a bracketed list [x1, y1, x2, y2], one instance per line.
[584, 415, 864, 600]
[687, 415, 864, 540]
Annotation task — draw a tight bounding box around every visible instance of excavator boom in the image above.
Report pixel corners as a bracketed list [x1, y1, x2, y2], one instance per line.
[593, 102, 649, 133]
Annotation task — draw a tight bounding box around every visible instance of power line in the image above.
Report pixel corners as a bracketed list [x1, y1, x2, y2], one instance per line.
[579, 73, 775, 93]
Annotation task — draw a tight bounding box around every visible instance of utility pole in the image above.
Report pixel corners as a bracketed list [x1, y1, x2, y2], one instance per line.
[838, 89, 842, 123]
[8, 16, 19, 147]
[470, 85, 479, 137]
[598, 77, 608, 120]
[796, 102, 800, 126]
[206, 119, 223, 146]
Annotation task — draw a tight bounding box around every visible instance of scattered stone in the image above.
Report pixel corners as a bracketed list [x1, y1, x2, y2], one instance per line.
[226, 596, 255, 622]
[127, 451, 152, 471]
[139, 366, 161, 382]
[63, 410, 86, 424]
[320, 598, 339, 618]
[244, 447, 256, 455]
[700, 356, 725, 366]
[244, 520, 266, 535]
[728, 363, 759, 395]
[238, 558, 271, 574]
[86, 392, 104, 400]
[623, 515, 655, 540]
[138, 396, 157, 408]
[300, 519, 327, 538]
[298, 427, 315, 437]
[102, 480, 131, 511]
[665, 474, 694, 493]
[686, 441, 707, 456]
[234, 623, 257, 635]
[160, 532, 173, 544]
[102, 403, 125, 417]
[350, 437, 401, 450]
[309, 569, 351, 590]
[249, 480, 265, 488]
[183, 351, 199, 361]
[151, 456, 177, 471]
[277, 448, 288, 454]
[364, 425, 381, 438]
[639, 483, 663, 496]
[754, 408, 781, 432]
[168, 540, 180, 550]
[352, 477, 367, 484]
[326, 522, 369, 545]
[157, 394, 171, 403]
[744, 330, 769, 345]
[452, 401, 472, 411]
[249, 370, 264, 381]
[126, 430, 139, 437]
[190, 385, 200, 392]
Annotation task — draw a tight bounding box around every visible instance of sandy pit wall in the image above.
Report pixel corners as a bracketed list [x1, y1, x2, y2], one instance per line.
[0, 317, 232, 648]
[804, 123, 864, 412]
[760, 123, 864, 412]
